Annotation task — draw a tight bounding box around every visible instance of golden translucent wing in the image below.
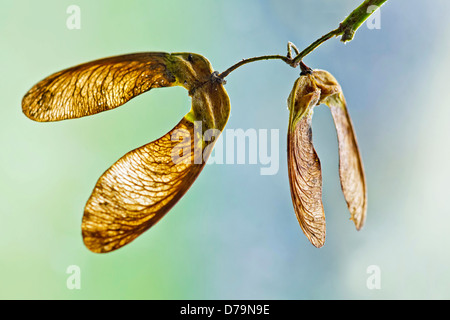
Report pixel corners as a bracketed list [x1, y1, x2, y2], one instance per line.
[82, 72, 231, 253]
[314, 70, 367, 230]
[22, 51, 230, 253]
[287, 76, 326, 247]
[22, 52, 175, 121]
[82, 117, 208, 253]
[329, 99, 367, 229]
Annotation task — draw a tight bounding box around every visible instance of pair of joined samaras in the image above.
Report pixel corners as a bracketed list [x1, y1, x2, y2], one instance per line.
[22, 52, 230, 253]
[287, 70, 367, 247]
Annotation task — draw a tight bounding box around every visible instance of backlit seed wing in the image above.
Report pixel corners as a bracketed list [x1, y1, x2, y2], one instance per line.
[313, 70, 367, 230]
[22, 52, 176, 121]
[329, 98, 367, 229]
[22, 51, 231, 253]
[82, 117, 206, 253]
[287, 76, 326, 247]
[81, 55, 231, 253]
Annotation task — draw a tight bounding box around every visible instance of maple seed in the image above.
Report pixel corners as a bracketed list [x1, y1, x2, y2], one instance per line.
[287, 69, 367, 247]
[22, 52, 230, 253]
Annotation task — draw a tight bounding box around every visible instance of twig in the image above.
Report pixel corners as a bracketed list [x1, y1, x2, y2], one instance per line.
[219, 0, 388, 79]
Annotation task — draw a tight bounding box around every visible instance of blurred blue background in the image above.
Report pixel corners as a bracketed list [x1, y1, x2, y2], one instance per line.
[1, 0, 449, 299]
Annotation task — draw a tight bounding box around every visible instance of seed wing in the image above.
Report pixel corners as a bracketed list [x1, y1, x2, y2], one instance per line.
[22, 52, 175, 121]
[82, 117, 209, 253]
[287, 76, 326, 247]
[329, 97, 367, 229]
[314, 70, 367, 230]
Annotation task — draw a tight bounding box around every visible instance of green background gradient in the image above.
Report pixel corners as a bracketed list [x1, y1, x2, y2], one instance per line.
[1, 0, 449, 299]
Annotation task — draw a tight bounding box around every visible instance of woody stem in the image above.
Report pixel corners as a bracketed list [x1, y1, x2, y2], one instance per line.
[219, 0, 388, 79]
[218, 55, 294, 79]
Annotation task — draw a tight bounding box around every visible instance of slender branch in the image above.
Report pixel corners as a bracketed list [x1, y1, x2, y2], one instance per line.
[292, 28, 341, 65]
[287, 41, 300, 59]
[293, 0, 388, 63]
[218, 55, 292, 79]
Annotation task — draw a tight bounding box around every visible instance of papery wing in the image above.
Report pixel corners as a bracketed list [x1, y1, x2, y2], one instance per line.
[313, 70, 367, 230]
[329, 96, 367, 230]
[287, 76, 326, 247]
[22, 52, 176, 121]
[82, 73, 231, 253]
[82, 117, 207, 253]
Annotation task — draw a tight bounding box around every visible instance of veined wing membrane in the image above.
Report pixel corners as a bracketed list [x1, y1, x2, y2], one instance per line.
[82, 116, 208, 253]
[287, 75, 326, 248]
[288, 115, 326, 248]
[22, 52, 176, 121]
[22, 51, 231, 253]
[80, 55, 231, 253]
[329, 98, 367, 229]
[313, 70, 367, 230]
